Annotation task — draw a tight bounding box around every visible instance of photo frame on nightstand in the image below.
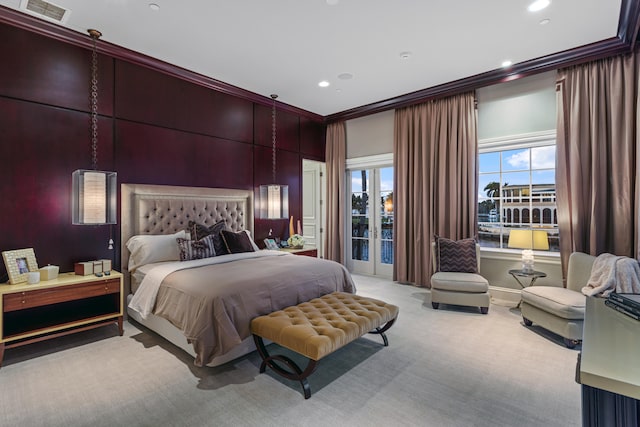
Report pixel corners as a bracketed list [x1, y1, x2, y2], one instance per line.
[264, 238, 279, 250]
[2, 248, 38, 284]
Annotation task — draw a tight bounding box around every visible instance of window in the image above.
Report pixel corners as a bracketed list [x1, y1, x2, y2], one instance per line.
[478, 136, 559, 253]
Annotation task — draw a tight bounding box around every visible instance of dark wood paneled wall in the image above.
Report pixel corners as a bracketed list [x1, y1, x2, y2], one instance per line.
[0, 23, 325, 280]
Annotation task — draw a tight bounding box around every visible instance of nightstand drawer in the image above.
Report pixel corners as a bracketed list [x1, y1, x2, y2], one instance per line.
[3, 279, 120, 312]
[292, 249, 318, 257]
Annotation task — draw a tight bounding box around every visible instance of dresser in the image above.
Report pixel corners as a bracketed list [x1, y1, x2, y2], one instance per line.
[279, 247, 318, 258]
[0, 271, 123, 366]
[577, 297, 640, 425]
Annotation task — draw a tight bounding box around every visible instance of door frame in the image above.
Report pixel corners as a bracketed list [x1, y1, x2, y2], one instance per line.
[345, 154, 393, 278]
[301, 159, 326, 257]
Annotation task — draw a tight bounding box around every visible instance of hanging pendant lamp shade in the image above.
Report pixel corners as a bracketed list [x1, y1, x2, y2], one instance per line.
[72, 169, 117, 224]
[258, 94, 289, 219]
[259, 184, 289, 219]
[72, 29, 117, 225]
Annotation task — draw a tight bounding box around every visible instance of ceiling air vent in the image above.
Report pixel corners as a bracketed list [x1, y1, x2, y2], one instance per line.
[20, 0, 71, 23]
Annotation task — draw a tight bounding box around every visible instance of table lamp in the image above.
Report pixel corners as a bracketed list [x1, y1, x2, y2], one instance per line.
[508, 229, 549, 272]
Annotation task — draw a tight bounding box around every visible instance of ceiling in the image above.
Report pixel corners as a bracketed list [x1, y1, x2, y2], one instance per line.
[0, 0, 625, 117]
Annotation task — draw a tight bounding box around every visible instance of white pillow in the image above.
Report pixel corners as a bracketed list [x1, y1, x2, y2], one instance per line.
[243, 229, 260, 251]
[126, 230, 187, 272]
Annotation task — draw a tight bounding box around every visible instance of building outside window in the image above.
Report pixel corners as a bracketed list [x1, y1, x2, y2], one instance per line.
[478, 134, 559, 252]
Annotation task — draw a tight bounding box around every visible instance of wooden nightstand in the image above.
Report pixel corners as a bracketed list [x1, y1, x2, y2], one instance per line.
[279, 247, 318, 258]
[0, 271, 123, 367]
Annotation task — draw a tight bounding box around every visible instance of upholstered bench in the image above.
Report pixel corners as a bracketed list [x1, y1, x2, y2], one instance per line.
[250, 291, 399, 399]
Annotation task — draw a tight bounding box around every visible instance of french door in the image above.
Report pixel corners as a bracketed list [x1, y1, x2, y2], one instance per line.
[349, 167, 394, 278]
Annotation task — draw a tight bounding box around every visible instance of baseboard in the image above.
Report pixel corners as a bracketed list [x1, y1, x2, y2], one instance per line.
[489, 285, 521, 306]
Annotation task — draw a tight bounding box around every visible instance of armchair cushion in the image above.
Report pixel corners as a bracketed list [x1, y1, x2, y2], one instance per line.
[435, 236, 478, 273]
[431, 272, 489, 293]
[521, 286, 585, 320]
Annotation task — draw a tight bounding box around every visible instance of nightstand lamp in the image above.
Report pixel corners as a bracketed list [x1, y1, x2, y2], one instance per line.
[508, 229, 549, 273]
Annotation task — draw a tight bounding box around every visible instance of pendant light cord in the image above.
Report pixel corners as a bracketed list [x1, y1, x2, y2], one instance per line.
[271, 94, 277, 183]
[88, 29, 102, 171]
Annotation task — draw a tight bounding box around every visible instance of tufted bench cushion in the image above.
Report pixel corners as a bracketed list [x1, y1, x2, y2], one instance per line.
[251, 291, 398, 398]
[251, 292, 399, 361]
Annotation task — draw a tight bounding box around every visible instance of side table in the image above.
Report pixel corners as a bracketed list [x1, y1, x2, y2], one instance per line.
[508, 269, 547, 288]
[509, 269, 546, 309]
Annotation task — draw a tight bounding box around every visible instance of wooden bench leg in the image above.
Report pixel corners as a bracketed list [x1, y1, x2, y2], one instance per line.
[368, 318, 396, 347]
[253, 335, 318, 399]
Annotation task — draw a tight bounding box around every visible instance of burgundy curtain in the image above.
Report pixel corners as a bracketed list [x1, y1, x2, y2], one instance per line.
[394, 92, 478, 287]
[556, 52, 640, 277]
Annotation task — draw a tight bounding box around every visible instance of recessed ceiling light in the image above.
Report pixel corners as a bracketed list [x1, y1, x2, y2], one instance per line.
[318, 81, 330, 88]
[326, 0, 339, 5]
[149, 3, 160, 11]
[399, 51, 412, 60]
[539, 18, 551, 25]
[528, 0, 550, 12]
[337, 73, 353, 80]
[501, 60, 513, 68]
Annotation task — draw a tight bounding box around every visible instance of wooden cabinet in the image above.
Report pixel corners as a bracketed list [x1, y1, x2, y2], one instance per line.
[578, 297, 640, 424]
[0, 271, 123, 366]
[280, 247, 318, 258]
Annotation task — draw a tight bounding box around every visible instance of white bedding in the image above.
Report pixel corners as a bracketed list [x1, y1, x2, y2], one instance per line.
[128, 250, 288, 319]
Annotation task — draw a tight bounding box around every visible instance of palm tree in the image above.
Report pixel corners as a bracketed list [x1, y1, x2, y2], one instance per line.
[483, 181, 506, 221]
[484, 181, 501, 198]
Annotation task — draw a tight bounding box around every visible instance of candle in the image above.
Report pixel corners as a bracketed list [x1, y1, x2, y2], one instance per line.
[522, 249, 534, 272]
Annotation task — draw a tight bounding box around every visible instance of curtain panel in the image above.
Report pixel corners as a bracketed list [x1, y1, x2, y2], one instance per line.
[393, 92, 478, 287]
[556, 52, 640, 277]
[324, 121, 347, 263]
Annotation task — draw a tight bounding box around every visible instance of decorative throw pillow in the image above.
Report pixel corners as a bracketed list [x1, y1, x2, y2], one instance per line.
[176, 235, 216, 261]
[220, 229, 256, 254]
[187, 220, 228, 256]
[435, 235, 478, 273]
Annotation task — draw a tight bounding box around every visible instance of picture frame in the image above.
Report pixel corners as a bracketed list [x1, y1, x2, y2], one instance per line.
[2, 248, 38, 285]
[263, 238, 279, 250]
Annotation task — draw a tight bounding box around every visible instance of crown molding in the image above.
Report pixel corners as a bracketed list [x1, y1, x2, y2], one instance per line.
[325, 37, 629, 123]
[326, 0, 640, 123]
[0, 5, 323, 122]
[619, 0, 640, 48]
[2, 1, 638, 125]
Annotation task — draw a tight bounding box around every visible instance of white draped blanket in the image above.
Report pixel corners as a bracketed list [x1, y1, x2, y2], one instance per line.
[582, 253, 640, 297]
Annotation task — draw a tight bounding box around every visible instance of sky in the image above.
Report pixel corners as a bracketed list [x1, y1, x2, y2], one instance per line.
[479, 145, 555, 199]
[351, 167, 393, 193]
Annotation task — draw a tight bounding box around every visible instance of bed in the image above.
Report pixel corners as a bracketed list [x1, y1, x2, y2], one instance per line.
[121, 184, 355, 367]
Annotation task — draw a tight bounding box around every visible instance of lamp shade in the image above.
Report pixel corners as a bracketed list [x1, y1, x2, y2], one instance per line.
[72, 169, 117, 225]
[259, 184, 289, 219]
[507, 229, 549, 250]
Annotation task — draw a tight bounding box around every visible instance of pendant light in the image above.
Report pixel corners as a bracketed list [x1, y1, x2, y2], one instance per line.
[72, 29, 117, 225]
[258, 94, 289, 219]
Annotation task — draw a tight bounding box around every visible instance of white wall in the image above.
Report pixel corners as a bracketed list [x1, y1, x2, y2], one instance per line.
[477, 71, 556, 140]
[346, 110, 394, 159]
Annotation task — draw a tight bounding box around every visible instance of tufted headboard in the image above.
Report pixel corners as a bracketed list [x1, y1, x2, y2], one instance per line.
[120, 184, 254, 293]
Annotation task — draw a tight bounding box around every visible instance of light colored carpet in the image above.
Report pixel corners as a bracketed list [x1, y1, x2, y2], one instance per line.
[0, 274, 581, 427]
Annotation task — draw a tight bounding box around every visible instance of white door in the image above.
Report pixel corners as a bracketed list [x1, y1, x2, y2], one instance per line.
[349, 167, 394, 277]
[302, 159, 325, 257]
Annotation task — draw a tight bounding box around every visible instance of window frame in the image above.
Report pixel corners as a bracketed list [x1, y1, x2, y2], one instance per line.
[478, 130, 559, 255]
